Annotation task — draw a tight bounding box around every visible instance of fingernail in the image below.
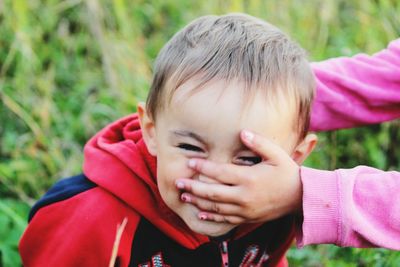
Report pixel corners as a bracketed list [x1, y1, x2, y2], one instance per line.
[199, 214, 207, 220]
[188, 159, 196, 168]
[181, 194, 191, 202]
[176, 181, 185, 189]
[243, 130, 254, 143]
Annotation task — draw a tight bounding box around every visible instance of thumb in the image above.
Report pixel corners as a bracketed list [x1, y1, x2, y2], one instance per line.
[240, 130, 287, 164]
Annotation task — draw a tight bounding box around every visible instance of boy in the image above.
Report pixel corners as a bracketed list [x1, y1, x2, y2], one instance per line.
[19, 13, 317, 266]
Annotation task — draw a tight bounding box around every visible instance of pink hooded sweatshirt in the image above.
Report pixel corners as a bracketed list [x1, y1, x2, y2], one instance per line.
[298, 39, 400, 249]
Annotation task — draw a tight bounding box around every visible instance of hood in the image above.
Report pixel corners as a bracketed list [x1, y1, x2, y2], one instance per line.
[83, 114, 209, 247]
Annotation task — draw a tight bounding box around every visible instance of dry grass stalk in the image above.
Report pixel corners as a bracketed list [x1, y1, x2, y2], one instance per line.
[108, 217, 128, 267]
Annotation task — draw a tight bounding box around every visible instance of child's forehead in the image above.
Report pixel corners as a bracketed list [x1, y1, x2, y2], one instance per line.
[164, 78, 296, 132]
[151, 76, 300, 154]
[167, 77, 294, 114]
[161, 80, 298, 152]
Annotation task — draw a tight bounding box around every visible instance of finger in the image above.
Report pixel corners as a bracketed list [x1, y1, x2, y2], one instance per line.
[175, 178, 240, 203]
[187, 158, 247, 185]
[180, 192, 242, 215]
[198, 212, 245, 225]
[240, 130, 287, 164]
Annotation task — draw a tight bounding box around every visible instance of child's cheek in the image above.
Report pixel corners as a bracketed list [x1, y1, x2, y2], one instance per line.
[158, 155, 196, 183]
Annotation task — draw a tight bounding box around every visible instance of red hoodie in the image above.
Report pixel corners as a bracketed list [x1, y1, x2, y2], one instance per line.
[19, 114, 294, 267]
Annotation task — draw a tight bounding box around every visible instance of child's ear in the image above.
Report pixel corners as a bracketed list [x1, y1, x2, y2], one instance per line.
[291, 133, 318, 165]
[137, 102, 157, 156]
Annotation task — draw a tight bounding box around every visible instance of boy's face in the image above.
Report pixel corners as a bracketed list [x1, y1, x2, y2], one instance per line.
[139, 78, 315, 237]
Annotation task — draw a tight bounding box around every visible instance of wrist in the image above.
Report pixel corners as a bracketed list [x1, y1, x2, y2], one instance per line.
[297, 166, 340, 246]
[292, 165, 303, 215]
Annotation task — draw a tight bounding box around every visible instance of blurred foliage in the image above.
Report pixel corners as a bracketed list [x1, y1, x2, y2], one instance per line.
[0, 0, 399, 266]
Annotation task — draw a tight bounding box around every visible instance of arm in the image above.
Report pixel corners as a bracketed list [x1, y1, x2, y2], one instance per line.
[177, 132, 400, 249]
[298, 166, 400, 250]
[298, 39, 400, 249]
[311, 39, 400, 131]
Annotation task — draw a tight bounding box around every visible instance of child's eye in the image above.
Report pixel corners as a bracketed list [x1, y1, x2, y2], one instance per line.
[177, 143, 204, 153]
[236, 156, 262, 166]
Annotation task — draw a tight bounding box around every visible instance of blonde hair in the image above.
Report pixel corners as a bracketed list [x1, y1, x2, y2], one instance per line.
[146, 13, 315, 139]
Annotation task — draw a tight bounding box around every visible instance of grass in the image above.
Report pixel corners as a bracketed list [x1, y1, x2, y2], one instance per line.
[0, 0, 399, 266]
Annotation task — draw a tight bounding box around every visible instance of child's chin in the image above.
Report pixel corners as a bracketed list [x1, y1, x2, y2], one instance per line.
[184, 217, 235, 237]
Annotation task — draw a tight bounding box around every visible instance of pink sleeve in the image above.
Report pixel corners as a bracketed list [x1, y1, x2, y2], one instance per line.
[310, 39, 400, 131]
[296, 166, 400, 249]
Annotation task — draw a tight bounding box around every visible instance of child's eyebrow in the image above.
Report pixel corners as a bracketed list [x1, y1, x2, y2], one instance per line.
[171, 130, 207, 144]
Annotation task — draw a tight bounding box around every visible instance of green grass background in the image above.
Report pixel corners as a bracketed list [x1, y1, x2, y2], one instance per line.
[0, 0, 399, 266]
